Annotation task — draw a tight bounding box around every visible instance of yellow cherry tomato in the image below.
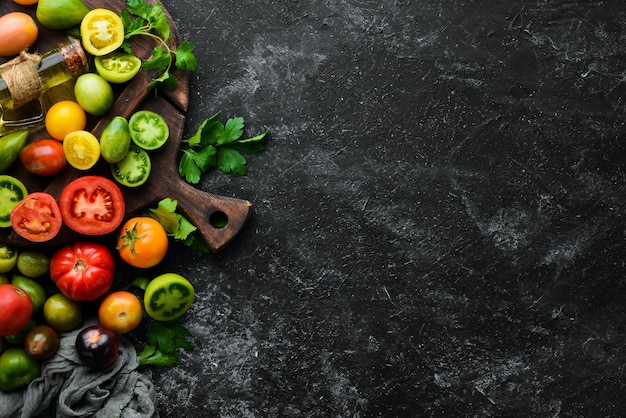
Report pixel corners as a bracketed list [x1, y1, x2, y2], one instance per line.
[80, 9, 124, 56]
[45, 101, 87, 141]
[62, 130, 100, 170]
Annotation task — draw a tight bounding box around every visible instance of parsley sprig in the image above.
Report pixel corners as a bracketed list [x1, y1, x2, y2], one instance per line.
[145, 198, 209, 253]
[179, 111, 269, 184]
[121, 0, 198, 90]
[138, 319, 194, 367]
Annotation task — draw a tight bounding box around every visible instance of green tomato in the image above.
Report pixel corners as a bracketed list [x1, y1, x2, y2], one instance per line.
[0, 347, 40, 391]
[129, 110, 169, 150]
[12, 275, 47, 313]
[74, 73, 114, 116]
[100, 116, 131, 163]
[0, 175, 28, 228]
[0, 130, 29, 173]
[95, 52, 142, 84]
[144, 273, 195, 321]
[16, 251, 50, 278]
[0, 245, 18, 274]
[110, 144, 151, 187]
[36, 0, 89, 30]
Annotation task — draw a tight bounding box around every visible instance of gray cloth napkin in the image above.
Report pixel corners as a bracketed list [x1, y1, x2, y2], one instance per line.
[0, 318, 157, 418]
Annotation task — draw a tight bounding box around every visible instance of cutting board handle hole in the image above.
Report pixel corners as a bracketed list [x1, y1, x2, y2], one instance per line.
[209, 211, 228, 229]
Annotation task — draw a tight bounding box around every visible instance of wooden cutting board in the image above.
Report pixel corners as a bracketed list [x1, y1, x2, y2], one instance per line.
[0, 0, 251, 251]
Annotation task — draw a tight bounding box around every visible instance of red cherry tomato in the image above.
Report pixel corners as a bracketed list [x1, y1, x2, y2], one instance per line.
[19, 139, 66, 176]
[59, 176, 125, 235]
[0, 284, 33, 336]
[10, 192, 62, 242]
[50, 242, 115, 301]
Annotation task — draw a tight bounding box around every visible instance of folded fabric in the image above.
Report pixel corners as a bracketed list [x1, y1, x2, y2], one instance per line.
[0, 318, 157, 418]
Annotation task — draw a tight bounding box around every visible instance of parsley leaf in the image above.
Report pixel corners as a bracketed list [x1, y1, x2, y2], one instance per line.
[121, 0, 198, 90]
[145, 198, 210, 253]
[138, 319, 194, 368]
[179, 112, 269, 182]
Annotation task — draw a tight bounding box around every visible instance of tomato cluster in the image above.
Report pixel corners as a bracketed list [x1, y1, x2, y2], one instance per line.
[0, 2, 195, 392]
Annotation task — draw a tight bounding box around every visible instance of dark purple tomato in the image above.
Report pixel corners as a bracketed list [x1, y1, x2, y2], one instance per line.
[24, 325, 60, 360]
[75, 325, 119, 368]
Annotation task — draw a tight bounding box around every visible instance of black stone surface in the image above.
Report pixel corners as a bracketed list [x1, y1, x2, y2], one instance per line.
[61, 1, 626, 417]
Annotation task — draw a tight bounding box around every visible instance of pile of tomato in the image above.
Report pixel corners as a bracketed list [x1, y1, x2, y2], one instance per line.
[0, 0, 196, 393]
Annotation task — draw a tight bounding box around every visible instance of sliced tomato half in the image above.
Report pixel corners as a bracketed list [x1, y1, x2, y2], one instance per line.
[59, 176, 125, 235]
[10, 192, 62, 242]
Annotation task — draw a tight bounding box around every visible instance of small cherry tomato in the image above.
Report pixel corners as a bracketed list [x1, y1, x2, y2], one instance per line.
[74, 73, 114, 116]
[50, 242, 115, 302]
[63, 130, 101, 170]
[75, 325, 119, 368]
[0, 245, 18, 274]
[0, 12, 38, 57]
[20, 139, 67, 176]
[0, 284, 33, 337]
[13, 0, 39, 5]
[0, 175, 28, 228]
[24, 325, 60, 360]
[10, 192, 62, 243]
[98, 291, 143, 334]
[129, 110, 169, 150]
[80, 9, 124, 56]
[117, 217, 168, 268]
[59, 176, 125, 235]
[43, 293, 83, 332]
[95, 51, 142, 84]
[45, 100, 87, 141]
[0, 348, 40, 392]
[144, 273, 195, 321]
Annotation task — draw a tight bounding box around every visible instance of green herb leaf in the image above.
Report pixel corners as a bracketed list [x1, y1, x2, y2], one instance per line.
[139, 319, 194, 368]
[178, 113, 268, 181]
[122, 0, 197, 90]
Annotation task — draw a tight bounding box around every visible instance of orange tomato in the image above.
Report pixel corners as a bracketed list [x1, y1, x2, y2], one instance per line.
[12, 0, 39, 5]
[0, 12, 39, 56]
[117, 217, 168, 269]
[45, 101, 87, 141]
[98, 291, 143, 334]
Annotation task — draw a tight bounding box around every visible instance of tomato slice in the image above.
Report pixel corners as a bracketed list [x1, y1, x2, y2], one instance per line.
[10, 192, 62, 242]
[63, 130, 101, 170]
[80, 9, 124, 56]
[111, 144, 151, 187]
[129, 110, 169, 150]
[94, 51, 142, 83]
[144, 273, 194, 321]
[0, 175, 27, 228]
[59, 176, 125, 235]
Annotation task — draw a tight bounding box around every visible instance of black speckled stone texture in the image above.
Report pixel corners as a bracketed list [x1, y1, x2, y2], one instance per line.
[76, 1, 626, 416]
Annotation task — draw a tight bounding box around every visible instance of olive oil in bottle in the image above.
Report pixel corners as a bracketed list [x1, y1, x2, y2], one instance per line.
[0, 38, 88, 131]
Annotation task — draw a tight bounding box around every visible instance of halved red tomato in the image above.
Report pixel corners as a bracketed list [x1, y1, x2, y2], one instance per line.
[59, 176, 125, 235]
[10, 192, 62, 242]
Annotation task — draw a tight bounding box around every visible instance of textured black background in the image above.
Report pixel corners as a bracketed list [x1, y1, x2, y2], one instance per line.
[144, 1, 626, 417]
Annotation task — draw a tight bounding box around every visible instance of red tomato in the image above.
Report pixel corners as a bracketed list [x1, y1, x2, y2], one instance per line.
[50, 242, 115, 301]
[10, 192, 62, 242]
[59, 176, 125, 235]
[0, 284, 33, 336]
[19, 139, 66, 176]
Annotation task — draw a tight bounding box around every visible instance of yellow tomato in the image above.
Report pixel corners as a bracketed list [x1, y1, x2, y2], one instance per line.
[80, 9, 125, 56]
[45, 101, 87, 141]
[0, 12, 38, 57]
[63, 130, 100, 170]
